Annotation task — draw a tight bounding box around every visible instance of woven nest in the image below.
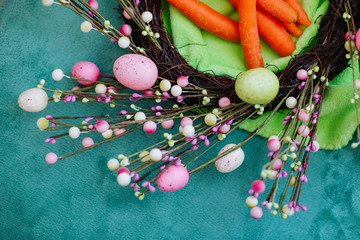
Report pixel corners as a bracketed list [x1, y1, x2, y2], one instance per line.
[123, 0, 359, 109]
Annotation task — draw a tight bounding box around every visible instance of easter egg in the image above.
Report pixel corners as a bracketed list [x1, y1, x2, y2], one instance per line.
[18, 88, 48, 112]
[113, 54, 158, 91]
[356, 29, 360, 51]
[235, 68, 279, 105]
[215, 144, 245, 173]
[157, 165, 189, 192]
[71, 61, 100, 86]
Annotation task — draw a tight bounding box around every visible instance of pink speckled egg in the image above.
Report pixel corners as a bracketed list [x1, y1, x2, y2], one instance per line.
[356, 29, 360, 51]
[215, 144, 244, 173]
[71, 61, 100, 86]
[113, 54, 158, 91]
[157, 165, 189, 192]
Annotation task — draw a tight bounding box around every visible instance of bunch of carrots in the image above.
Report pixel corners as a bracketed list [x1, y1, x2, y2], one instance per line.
[166, 0, 311, 69]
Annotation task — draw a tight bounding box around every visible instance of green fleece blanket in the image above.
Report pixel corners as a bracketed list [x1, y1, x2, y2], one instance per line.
[162, 0, 359, 150]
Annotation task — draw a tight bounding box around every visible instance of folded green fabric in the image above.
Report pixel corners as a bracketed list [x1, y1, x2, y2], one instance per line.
[162, 0, 359, 149]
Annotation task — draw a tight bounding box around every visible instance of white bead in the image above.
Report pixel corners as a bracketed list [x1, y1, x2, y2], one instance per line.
[182, 125, 195, 137]
[245, 196, 258, 208]
[95, 84, 107, 94]
[159, 80, 171, 92]
[149, 148, 162, 161]
[69, 127, 80, 139]
[18, 88, 48, 112]
[52, 69, 64, 81]
[267, 170, 277, 180]
[80, 21, 92, 33]
[107, 158, 120, 171]
[141, 11, 153, 23]
[117, 172, 131, 186]
[42, 0, 54, 7]
[134, 112, 146, 121]
[118, 36, 130, 48]
[102, 129, 113, 139]
[286, 97, 297, 109]
[171, 85, 182, 97]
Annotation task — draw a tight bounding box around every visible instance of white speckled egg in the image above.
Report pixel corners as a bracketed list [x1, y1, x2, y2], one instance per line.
[18, 88, 48, 112]
[113, 54, 158, 91]
[215, 144, 245, 173]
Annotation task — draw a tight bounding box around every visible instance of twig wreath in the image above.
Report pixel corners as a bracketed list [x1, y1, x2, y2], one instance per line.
[18, 0, 360, 219]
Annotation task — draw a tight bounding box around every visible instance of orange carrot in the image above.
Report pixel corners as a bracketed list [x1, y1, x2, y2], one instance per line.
[257, 0, 298, 23]
[257, 9, 296, 56]
[284, 0, 311, 27]
[281, 21, 303, 37]
[166, 0, 239, 42]
[238, 0, 264, 69]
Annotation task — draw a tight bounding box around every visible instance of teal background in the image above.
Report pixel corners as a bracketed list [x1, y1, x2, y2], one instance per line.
[1, 0, 360, 239]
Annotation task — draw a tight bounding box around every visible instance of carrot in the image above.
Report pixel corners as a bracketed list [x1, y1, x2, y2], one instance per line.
[257, 9, 296, 56]
[257, 0, 298, 23]
[166, 0, 239, 42]
[281, 21, 303, 37]
[238, 0, 264, 69]
[284, 0, 311, 27]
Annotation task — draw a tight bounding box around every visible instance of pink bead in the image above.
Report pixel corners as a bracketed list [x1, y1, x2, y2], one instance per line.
[180, 117, 193, 127]
[106, 87, 117, 94]
[161, 119, 174, 129]
[120, 24, 132, 36]
[272, 159, 283, 170]
[251, 180, 265, 193]
[72, 86, 81, 91]
[250, 207, 263, 219]
[123, 8, 134, 19]
[117, 167, 130, 175]
[356, 29, 360, 51]
[218, 97, 231, 108]
[114, 128, 126, 136]
[219, 124, 230, 133]
[296, 69, 308, 81]
[143, 90, 154, 95]
[267, 139, 281, 152]
[72, 61, 100, 86]
[345, 32, 351, 41]
[88, 0, 98, 11]
[157, 165, 189, 192]
[177, 76, 189, 87]
[297, 125, 310, 137]
[110, 38, 117, 43]
[95, 120, 109, 133]
[143, 121, 157, 134]
[298, 109, 310, 123]
[45, 152, 58, 165]
[82, 137, 94, 148]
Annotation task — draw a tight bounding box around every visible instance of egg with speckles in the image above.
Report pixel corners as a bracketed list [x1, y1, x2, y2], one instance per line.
[113, 54, 158, 91]
[215, 144, 245, 173]
[18, 88, 48, 112]
[71, 61, 100, 86]
[157, 165, 189, 192]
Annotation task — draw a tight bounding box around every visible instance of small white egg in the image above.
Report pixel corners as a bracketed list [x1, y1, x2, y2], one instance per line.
[171, 85, 182, 97]
[286, 97, 297, 109]
[102, 129, 113, 139]
[18, 88, 48, 112]
[80, 21, 92, 33]
[118, 36, 130, 48]
[107, 158, 120, 171]
[149, 148, 162, 161]
[215, 144, 245, 173]
[159, 80, 171, 92]
[245, 196, 258, 208]
[69, 127, 80, 139]
[141, 11, 153, 23]
[52, 69, 64, 81]
[95, 84, 107, 94]
[42, 0, 54, 7]
[134, 112, 146, 121]
[117, 172, 131, 186]
[182, 125, 195, 138]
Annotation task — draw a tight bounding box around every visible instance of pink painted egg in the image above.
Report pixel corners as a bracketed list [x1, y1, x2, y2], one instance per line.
[71, 61, 100, 86]
[356, 29, 360, 51]
[157, 165, 189, 192]
[113, 54, 158, 91]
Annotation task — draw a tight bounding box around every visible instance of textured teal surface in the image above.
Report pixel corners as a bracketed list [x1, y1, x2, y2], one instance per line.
[1, 1, 360, 239]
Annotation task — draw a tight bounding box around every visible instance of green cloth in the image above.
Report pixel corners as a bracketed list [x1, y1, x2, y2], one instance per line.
[1, 1, 360, 239]
[163, 0, 359, 149]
